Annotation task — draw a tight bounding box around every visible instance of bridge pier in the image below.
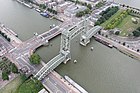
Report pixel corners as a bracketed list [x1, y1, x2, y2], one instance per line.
[60, 51, 71, 64]
[80, 35, 90, 46]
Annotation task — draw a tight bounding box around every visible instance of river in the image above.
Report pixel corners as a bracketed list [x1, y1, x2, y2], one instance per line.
[0, 0, 140, 93]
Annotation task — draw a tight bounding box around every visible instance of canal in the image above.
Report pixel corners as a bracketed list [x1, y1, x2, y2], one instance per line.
[0, 0, 140, 93]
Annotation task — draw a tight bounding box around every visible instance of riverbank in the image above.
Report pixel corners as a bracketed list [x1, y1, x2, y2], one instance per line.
[94, 34, 140, 61]
[16, 0, 33, 9]
[1, 0, 140, 92]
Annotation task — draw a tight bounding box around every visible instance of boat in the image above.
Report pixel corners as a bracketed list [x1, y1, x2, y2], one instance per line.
[64, 76, 88, 93]
[91, 47, 94, 51]
[40, 12, 49, 18]
[16, 0, 33, 9]
[73, 60, 77, 63]
[50, 24, 55, 29]
[23, 3, 33, 9]
[16, 0, 23, 4]
[35, 8, 41, 13]
[94, 37, 113, 48]
[50, 17, 53, 19]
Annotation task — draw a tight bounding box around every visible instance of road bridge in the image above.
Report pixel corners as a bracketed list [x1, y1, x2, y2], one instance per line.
[35, 54, 65, 80]
[1, 17, 101, 92]
[35, 17, 101, 80]
[0, 21, 83, 92]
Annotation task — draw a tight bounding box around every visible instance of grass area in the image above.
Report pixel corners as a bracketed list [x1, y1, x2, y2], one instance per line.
[0, 59, 11, 71]
[0, 75, 22, 93]
[117, 15, 140, 36]
[0, 74, 43, 93]
[16, 78, 43, 93]
[101, 9, 140, 37]
[101, 10, 123, 27]
[0, 58, 18, 80]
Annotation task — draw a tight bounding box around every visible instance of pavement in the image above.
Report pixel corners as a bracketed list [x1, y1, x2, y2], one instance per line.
[0, 36, 14, 56]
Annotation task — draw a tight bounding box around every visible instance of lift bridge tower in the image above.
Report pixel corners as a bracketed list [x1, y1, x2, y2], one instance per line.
[34, 17, 102, 80]
[60, 18, 90, 63]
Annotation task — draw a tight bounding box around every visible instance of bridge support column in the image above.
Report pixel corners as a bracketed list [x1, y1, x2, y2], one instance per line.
[61, 51, 71, 64]
[80, 35, 90, 46]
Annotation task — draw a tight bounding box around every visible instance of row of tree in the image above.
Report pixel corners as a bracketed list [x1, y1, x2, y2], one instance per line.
[47, 8, 57, 15]
[0, 31, 11, 42]
[0, 58, 18, 80]
[76, 8, 91, 17]
[39, 4, 46, 9]
[95, 6, 119, 26]
[105, 10, 129, 29]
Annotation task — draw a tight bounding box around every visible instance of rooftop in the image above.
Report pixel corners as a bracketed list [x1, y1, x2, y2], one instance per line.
[65, 4, 87, 14]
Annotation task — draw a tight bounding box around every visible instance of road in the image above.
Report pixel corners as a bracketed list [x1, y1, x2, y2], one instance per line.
[0, 21, 82, 92]
[0, 36, 14, 56]
[42, 71, 80, 93]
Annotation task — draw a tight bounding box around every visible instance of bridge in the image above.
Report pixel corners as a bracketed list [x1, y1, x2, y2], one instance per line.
[34, 17, 102, 80]
[0, 17, 102, 78]
[0, 17, 102, 92]
[80, 26, 102, 46]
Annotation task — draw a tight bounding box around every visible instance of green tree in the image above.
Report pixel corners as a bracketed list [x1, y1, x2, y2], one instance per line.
[84, 8, 91, 14]
[11, 63, 18, 74]
[115, 31, 120, 35]
[2, 71, 9, 80]
[75, 0, 79, 5]
[133, 30, 140, 37]
[29, 53, 41, 64]
[87, 4, 92, 10]
[39, 4, 46, 9]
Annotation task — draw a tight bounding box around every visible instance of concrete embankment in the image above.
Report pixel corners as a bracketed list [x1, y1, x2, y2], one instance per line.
[94, 34, 140, 61]
[0, 23, 22, 46]
[16, 0, 33, 8]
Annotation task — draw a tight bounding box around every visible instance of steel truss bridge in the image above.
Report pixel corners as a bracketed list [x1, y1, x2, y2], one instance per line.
[34, 18, 102, 80]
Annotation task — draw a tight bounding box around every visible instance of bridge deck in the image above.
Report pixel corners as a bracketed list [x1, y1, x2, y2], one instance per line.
[35, 54, 65, 80]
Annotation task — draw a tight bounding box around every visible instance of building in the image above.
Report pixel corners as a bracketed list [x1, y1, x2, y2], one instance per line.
[54, 0, 64, 4]
[57, 2, 72, 13]
[45, 0, 52, 4]
[64, 4, 87, 17]
[94, 3, 118, 15]
[35, 0, 54, 4]
[35, 0, 46, 4]
[47, 2, 57, 8]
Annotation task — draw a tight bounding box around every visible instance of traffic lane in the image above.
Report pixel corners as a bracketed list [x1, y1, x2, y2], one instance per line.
[43, 79, 62, 93]
[42, 77, 66, 93]
[48, 76, 67, 92]
[0, 36, 14, 49]
[48, 73, 72, 92]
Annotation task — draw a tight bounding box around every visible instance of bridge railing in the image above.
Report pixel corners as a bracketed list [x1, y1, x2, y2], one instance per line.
[34, 54, 65, 80]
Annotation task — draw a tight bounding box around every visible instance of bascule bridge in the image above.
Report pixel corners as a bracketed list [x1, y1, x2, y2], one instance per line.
[34, 18, 102, 80]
